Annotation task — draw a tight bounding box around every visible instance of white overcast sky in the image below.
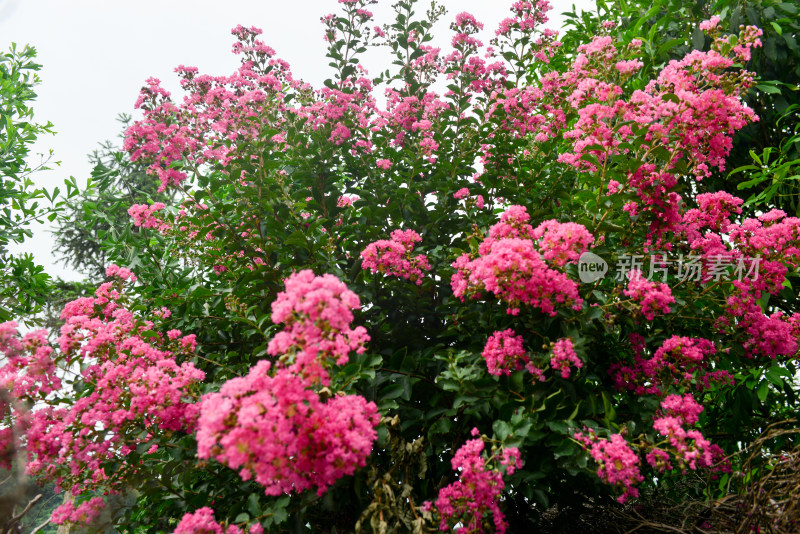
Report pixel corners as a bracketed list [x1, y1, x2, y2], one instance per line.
[0, 0, 592, 281]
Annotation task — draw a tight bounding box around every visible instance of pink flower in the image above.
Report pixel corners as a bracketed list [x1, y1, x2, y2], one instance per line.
[652, 414, 713, 471]
[196, 362, 379, 497]
[453, 187, 470, 200]
[660, 393, 704, 426]
[532, 220, 594, 267]
[337, 195, 359, 208]
[574, 432, 643, 503]
[51, 497, 105, 527]
[267, 270, 370, 383]
[550, 338, 582, 378]
[432, 436, 521, 533]
[623, 271, 674, 321]
[173, 507, 242, 534]
[128, 203, 168, 230]
[482, 329, 544, 380]
[683, 191, 743, 233]
[20, 268, 205, 497]
[376, 159, 392, 170]
[615, 60, 643, 74]
[698, 16, 720, 32]
[361, 230, 430, 285]
[452, 235, 582, 317]
[623, 202, 639, 217]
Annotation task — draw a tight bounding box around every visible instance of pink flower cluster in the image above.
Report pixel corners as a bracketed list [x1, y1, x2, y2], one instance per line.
[124, 26, 310, 192]
[714, 209, 800, 358]
[660, 393, 704, 425]
[197, 271, 379, 496]
[574, 431, 643, 503]
[50, 497, 105, 527]
[266, 269, 370, 384]
[652, 394, 714, 472]
[0, 391, 21, 470]
[623, 270, 674, 321]
[729, 210, 800, 287]
[531, 220, 593, 267]
[128, 202, 168, 230]
[452, 187, 486, 210]
[496, 0, 552, 37]
[653, 336, 717, 379]
[424, 432, 522, 533]
[481, 329, 544, 381]
[173, 507, 246, 534]
[0, 323, 60, 403]
[360, 229, 431, 285]
[18, 265, 205, 510]
[683, 191, 743, 233]
[336, 194, 359, 208]
[453, 187, 470, 199]
[549, 338, 582, 378]
[610, 335, 728, 395]
[673, 195, 800, 360]
[452, 206, 586, 316]
[698, 16, 721, 31]
[553, 22, 760, 243]
[0, 265, 205, 526]
[196, 361, 379, 497]
[739, 307, 799, 359]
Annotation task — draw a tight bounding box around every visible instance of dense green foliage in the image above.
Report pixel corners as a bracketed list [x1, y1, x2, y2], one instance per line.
[0, 44, 56, 322]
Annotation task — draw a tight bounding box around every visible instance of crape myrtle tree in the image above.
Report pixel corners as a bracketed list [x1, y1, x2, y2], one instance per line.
[1, 0, 799, 532]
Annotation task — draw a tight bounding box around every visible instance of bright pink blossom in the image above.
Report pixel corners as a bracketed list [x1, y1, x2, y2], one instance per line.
[196, 361, 379, 497]
[361, 229, 431, 285]
[531, 220, 594, 267]
[623, 271, 674, 320]
[427, 434, 521, 533]
[574, 431, 643, 503]
[481, 329, 544, 380]
[16, 266, 205, 499]
[50, 497, 105, 527]
[267, 270, 370, 384]
[173, 507, 242, 534]
[550, 338, 582, 378]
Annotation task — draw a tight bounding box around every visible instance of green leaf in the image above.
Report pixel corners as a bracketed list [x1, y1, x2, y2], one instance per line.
[756, 83, 783, 95]
[757, 380, 769, 402]
[765, 366, 787, 387]
[691, 28, 705, 50]
[553, 440, 577, 459]
[546, 420, 570, 434]
[660, 93, 680, 104]
[737, 175, 771, 190]
[602, 391, 616, 423]
[493, 420, 512, 440]
[247, 493, 261, 517]
[283, 230, 308, 248]
[380, 382, 404, 400]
